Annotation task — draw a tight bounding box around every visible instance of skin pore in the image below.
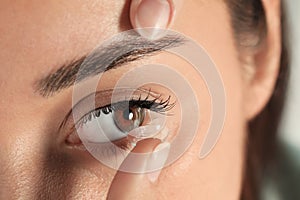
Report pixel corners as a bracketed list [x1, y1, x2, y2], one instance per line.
[0, 0, 281, 199]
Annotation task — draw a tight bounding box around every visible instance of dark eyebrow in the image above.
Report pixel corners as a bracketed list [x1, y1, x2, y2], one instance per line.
[35, 33, 185, 98]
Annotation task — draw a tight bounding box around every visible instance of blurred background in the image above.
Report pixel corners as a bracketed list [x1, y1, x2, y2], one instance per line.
[262, 1, 300, 199]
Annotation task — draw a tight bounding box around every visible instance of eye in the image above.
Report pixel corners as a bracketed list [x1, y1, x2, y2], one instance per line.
[66, 92, 175, 148]
[75, 105, 147, 144]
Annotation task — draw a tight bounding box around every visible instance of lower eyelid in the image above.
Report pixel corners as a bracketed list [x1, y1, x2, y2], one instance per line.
[112, 136, 136, 150]
[65, 132, 136, 159]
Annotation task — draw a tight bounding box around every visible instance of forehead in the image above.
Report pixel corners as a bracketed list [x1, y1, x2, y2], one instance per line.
[0, 0, 129, 95]
[0, 0, 230, 99]
[0, 0, 129, 61]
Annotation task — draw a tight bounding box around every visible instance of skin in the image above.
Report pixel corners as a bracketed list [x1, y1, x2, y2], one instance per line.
[0, 0, 281, 199]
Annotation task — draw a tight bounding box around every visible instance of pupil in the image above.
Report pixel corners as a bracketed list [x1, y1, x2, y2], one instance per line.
[123, 108, 134, 121]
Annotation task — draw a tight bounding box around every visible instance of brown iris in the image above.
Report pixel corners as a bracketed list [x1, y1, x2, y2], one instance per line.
[113, 107, 146, 133]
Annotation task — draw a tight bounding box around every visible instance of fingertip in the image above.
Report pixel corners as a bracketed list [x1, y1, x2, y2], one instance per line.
[130, 0, 174, 39]
[129, 0, 142, 28]
[107, 138, 162, 200]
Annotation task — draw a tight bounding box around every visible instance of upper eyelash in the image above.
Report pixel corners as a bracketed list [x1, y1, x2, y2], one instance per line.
[79, 94, 176, 125]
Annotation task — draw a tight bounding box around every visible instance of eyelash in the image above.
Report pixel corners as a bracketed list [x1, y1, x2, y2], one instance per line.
[77, 93, 175, 127]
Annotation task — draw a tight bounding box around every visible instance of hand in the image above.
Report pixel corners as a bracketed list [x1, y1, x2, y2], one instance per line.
[107, 138, 170, 200]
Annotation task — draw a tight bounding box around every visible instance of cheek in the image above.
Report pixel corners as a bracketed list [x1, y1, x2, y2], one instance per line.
[0, 122, 116, 199]
[148, 67, 245, 199]
[38, 162, 112, 199]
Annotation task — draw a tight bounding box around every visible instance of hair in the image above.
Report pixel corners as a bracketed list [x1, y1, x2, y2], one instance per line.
[225, 1, 289, 200]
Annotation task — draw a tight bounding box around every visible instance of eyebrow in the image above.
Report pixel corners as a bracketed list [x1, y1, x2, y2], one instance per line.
[35, 33, 185, 98]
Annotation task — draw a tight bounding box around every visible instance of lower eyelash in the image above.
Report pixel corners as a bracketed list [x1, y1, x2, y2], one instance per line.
[84, 136, 136, 160]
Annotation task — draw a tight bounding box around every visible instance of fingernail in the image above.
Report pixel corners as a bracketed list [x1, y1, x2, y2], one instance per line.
[135, 0, 172, 39]
[147, 142, 170, 183]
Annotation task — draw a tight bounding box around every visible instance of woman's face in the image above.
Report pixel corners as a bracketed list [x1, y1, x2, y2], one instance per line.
[0, 0, 280, 199]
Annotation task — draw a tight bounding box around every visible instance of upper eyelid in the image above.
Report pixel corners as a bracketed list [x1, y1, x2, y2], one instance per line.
[58, 89, 116, 132]
[78, 94, 175, 127]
